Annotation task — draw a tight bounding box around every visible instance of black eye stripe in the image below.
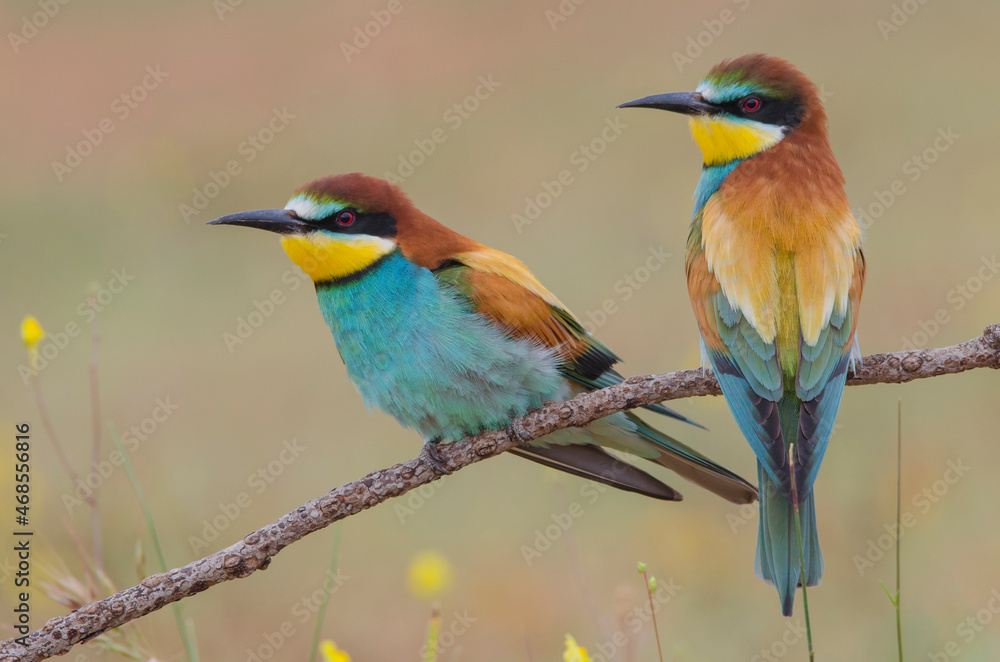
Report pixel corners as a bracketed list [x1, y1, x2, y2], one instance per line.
[716, 95, 804, 128]
[314, 209, 398, 238]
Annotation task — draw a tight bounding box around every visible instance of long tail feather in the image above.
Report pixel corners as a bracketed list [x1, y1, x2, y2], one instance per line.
[629, 413, 759, 505]
[755, 409, 824, 617]
[510, 444, 683, 501]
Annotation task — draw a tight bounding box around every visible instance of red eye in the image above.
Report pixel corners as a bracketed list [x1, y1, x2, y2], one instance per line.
[336, 211, 355, 226]
[741, 97, 762, 112]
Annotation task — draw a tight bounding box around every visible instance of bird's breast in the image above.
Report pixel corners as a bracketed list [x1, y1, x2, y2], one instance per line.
[697, 190, 861, 349]
[312, 252, 563, 440]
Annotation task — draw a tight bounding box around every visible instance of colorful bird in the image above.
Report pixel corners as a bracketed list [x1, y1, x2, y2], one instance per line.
[620, 54, 865, 615]
[210, 173, 757, 505]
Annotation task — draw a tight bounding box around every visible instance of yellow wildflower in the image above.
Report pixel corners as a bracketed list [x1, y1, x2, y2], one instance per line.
[21, 316, 46, 369]
[320, 639, 351, 662]
[563, 634, 590, 662]
[407, 550, 453, 599]
[21, 315, 45, 348]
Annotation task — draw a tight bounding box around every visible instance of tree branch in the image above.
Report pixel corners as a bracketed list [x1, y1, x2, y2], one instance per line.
[5, 325, 998, 661]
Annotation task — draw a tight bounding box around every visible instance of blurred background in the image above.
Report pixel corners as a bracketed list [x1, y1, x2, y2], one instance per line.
[2, 0, 999, 659]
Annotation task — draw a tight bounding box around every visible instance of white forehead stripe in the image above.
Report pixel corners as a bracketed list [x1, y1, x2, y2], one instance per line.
[695, 82, 718, 101]
[696, 81, 759, 104]
[285, 195, 347, 221]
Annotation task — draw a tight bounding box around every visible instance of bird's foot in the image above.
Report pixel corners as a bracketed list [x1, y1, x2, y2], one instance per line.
[420, 439, 452, 476]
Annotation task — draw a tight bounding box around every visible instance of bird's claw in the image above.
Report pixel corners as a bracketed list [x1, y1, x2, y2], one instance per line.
[420, 440, 452, 476]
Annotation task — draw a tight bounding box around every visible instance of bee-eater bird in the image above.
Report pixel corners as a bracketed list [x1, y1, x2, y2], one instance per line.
[620, 54, 865, 615]
[210, 173, 757, 505]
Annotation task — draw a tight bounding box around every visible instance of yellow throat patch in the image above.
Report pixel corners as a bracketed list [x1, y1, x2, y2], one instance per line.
[280, 232, 396, 283]
[688, 115, 785, 166]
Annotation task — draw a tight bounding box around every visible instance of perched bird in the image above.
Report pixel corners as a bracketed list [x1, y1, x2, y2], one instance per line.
[210, 173, 757, 505]
[620, 54, 865, 615]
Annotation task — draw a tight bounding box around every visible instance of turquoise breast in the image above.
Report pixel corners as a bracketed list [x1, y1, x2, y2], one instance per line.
[314, 251, 564, 441]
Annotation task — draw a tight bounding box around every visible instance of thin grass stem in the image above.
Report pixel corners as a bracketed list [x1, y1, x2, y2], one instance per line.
[30, 378, 91, 506]
[895, 400, 904, 661]
[788, 444, 815, 661]
[307, 523, 344, 662]
[641, 569, 664, 662]
[87, 308, 104, 570]
[111, 425, 199, 662]
[424, 604, 441, 662]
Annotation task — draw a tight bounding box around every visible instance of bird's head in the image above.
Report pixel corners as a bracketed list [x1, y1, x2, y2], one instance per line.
[619, 54, 825, 167]
[210, 173, 474, 284]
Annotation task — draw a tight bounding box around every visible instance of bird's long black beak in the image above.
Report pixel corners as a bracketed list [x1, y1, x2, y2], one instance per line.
[208, 209, 310, 234]
[617, 91, 717, 115]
